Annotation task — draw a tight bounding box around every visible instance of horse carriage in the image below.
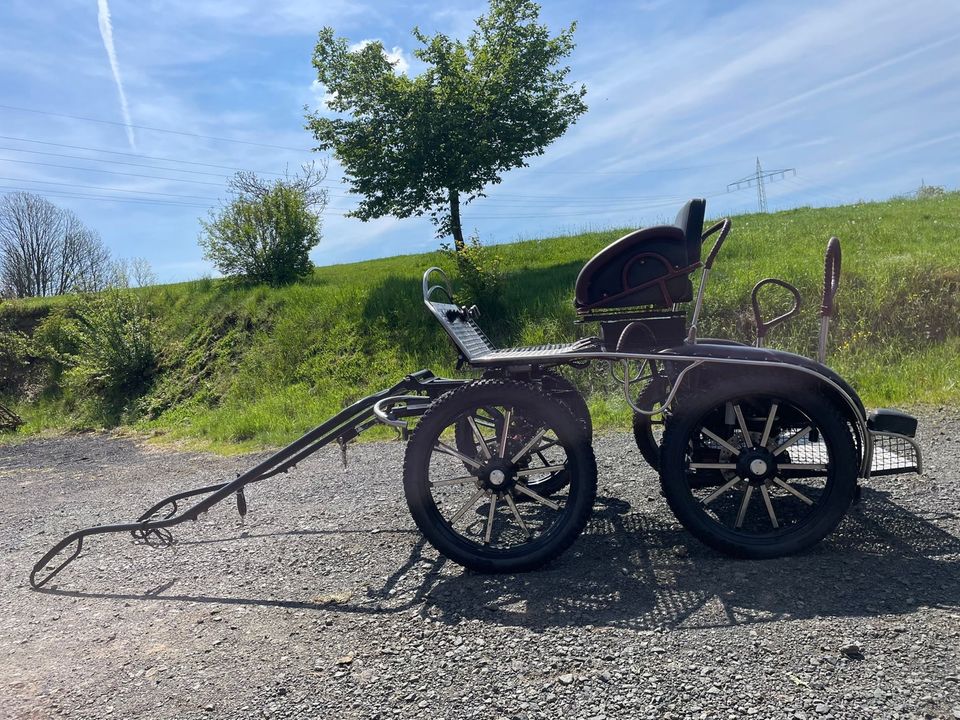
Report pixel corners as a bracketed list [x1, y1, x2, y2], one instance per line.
[30, 199, 922, 587]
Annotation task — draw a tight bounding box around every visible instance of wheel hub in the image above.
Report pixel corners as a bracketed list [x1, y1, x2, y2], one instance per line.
[737, 447, 777, 484]
[480, 460, 517, 493]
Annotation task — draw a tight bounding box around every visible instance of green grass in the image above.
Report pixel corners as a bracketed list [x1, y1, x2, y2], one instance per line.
[2, 193, 959, 450]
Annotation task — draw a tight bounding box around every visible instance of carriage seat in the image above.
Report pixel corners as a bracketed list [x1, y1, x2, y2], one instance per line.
[425, 300, 600, 366]
[575, 198, 706, 312]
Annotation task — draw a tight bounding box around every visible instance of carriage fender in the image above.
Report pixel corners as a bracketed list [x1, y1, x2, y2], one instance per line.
[658, 343, 868, 466]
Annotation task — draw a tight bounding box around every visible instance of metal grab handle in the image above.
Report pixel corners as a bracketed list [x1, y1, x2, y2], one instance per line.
[821, 236, 842, 318]
[751, 278, 802, 346]
[422, 267, 454, 303]
[701, 218, 732, 270]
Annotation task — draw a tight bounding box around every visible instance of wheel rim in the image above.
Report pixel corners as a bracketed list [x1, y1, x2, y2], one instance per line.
[426, 402, 577, 553]
[682, 395, 835, 538]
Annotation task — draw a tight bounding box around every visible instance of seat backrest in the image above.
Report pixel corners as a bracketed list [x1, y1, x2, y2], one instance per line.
[574, 198, 707, 312]
[674, 198, 706, 263]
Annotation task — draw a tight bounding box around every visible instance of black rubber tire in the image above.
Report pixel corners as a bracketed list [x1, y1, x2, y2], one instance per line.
[404, 380, 597, 573]
[454, 371, 591, 497]
[659, 375, 858, 559]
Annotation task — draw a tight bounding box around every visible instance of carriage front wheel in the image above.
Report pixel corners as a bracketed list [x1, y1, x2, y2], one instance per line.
[403, 380, 597, 573]
[659, 375, 858, 558]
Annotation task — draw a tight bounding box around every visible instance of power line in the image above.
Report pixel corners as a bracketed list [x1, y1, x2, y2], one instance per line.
[0, 176, 220, 201]
[0, 135, 289, 176]
[0, 104, 309, 152]
[0, 185, 212, 209]
[0, 157, 228, 187]
[0, 144, 241, 179]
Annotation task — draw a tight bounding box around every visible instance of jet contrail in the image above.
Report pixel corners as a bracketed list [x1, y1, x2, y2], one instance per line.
[96, 0, 135, 149]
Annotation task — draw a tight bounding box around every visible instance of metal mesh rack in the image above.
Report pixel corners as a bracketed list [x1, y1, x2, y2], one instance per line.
[869, 432, 921, 477]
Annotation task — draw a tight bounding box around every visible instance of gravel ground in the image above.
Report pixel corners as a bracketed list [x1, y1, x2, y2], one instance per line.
[2, 410, 959, 720]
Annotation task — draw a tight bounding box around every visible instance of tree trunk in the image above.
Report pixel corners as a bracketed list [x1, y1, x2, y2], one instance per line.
[448, 188, 465, 252]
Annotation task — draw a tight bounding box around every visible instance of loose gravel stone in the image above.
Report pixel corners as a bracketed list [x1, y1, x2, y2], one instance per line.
[1, 410, 959, 719]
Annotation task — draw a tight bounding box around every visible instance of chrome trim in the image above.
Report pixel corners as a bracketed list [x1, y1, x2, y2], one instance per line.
[373, 395, 428, 431]
[817, 316, 831, 365]
[623, 359, 705, 417]
[685, 267, 710, 343]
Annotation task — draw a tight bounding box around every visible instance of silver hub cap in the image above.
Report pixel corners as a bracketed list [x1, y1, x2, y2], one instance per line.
[749, 458, 769, 476]
[489, 469, 506, 487]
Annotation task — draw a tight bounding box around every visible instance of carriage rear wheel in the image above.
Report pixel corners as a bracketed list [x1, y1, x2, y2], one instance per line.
[659, 376, 858, 558]
[404, 380, 597, 573]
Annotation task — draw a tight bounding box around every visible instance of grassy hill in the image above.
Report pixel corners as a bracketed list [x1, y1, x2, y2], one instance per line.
[2, 193, 959, 451]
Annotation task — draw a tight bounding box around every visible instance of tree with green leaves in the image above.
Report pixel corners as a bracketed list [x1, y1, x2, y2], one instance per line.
[306, 0, 587, 251]
[199, 164, 328, 286]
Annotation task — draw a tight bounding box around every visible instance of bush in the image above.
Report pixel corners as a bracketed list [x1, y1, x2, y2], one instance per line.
[441, 235, 505, 308]
[199, 166, 328, 286]
[0, 328, 32, 394]
[60, 290, 157, 406]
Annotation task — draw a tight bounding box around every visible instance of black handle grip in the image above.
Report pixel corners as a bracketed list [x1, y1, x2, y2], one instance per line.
[751, 277, 802, 341]
[702, 218, 732, 270]
[821, 236, 842, 318]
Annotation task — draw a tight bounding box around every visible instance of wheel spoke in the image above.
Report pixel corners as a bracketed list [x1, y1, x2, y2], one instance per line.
[516, 463, 567, 476]
[497, 409, 513, 458]
[773, 426, 812, 456]
[735, 485, 755, 528]
[702, 475, 742, 504]
[701, 427, 741, 456]
[779, 463, 828, 471]
[734, 404, 752, 446]
[760, 402, 779, 447]
[435, 442, 483, 469]
[531, 439, 560, 453]
[514, 483, 561, 510]
[504, 493, 531, 537]
[510, 427, 548, 464]
[449, 488, 487, 525]
[760, 484, 779, 528]
[689, 462, 738, 470]
[467, 416, 492, 460]
[430, 476, 476, 487]
[484, 494, 498, 544]
[772, 477, 815, 505]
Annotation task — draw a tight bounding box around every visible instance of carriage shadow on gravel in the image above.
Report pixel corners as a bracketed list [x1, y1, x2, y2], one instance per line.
[420, 488, 960, 630]
[36, 488, 960, 632]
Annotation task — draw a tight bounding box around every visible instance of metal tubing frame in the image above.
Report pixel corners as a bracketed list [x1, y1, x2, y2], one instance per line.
[30, 369, 464, 589]
[463, 348, 877, 477]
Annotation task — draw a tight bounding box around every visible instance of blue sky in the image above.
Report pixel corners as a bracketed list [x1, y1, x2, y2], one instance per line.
[1, 0, 958, 282]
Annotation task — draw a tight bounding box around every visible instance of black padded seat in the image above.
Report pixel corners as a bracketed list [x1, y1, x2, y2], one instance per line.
[575, 198, 706, 311]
